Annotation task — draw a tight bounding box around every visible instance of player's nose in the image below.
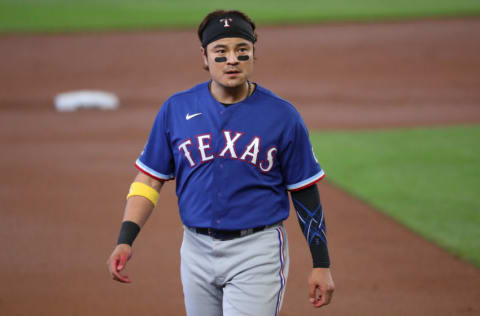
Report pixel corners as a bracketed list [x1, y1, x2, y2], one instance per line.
[226, 52, 239, 65]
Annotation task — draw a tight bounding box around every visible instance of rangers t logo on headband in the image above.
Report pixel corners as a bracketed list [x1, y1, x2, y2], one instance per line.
[220, 18, 233, 27]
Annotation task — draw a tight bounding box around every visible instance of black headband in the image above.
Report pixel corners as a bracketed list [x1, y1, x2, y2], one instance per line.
[201, 14, 256, 48]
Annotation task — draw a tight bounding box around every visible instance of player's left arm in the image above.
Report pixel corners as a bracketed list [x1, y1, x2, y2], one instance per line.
[290, 184, 335, 308]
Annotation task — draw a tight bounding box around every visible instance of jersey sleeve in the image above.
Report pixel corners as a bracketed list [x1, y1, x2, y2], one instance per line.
[279, 111, 324, 191]
[135, 102, 175, 181]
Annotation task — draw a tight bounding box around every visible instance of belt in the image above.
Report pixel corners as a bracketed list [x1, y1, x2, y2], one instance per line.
[190, 222, 281, 240]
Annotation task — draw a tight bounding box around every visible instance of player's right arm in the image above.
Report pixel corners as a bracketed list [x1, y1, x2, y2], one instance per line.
[107, 171, 164, 283]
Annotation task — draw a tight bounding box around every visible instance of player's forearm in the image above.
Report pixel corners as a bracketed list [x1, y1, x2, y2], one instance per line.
[290, 184, 331, 268]
[122, 196, 155, 228]
[116, 172, 164, 245]
[116, 197, 154, 246]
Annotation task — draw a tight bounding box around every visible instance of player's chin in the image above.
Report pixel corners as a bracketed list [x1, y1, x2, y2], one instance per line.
[222, 75, 246, 87]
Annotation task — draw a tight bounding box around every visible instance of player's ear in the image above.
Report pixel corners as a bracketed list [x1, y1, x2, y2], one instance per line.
[200, 47, 209, 71]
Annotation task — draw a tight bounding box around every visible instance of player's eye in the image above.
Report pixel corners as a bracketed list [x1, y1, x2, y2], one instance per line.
[216, 49, 226, 54]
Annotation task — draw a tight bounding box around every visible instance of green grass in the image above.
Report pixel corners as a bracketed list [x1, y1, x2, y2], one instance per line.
[311, 125, 480, 266]
[1, 0, 480, 33]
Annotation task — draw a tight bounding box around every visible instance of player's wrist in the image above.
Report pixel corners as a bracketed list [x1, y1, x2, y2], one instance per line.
[310, 239, 331, 268]
[312, 255, 330, 268]
[313, 261, 331, 268]
[117, 221, 141, 246]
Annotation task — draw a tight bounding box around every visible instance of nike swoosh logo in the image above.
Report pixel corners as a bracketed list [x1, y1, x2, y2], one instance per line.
[186, 112, 202, 120]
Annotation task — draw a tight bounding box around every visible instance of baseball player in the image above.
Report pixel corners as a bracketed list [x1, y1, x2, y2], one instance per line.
[107, 9, 334, 316]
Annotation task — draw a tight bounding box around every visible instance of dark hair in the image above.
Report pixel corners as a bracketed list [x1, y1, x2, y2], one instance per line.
[197, 10, 257, 44]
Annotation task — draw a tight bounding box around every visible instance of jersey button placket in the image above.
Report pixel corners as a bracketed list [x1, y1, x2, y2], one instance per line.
[212, 139, 225, 228]
[212, 109, 230, 228]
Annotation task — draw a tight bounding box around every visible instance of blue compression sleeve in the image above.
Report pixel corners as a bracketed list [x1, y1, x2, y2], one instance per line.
[291, 184, 330, 268]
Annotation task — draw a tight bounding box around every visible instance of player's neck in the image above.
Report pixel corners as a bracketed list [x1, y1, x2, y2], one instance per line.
[209, 80, 250, 104]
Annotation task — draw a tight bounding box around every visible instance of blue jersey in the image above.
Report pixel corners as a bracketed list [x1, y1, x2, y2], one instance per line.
[136, 82, 324, 230]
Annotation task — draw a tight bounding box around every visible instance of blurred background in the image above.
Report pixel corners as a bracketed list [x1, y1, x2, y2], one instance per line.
[1, 1, 479, 315]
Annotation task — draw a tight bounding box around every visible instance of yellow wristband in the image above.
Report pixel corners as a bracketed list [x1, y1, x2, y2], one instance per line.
[126, 182, 159, 207]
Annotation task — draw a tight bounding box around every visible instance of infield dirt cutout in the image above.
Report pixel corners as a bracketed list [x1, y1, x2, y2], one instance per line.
[1, 19, 479, 316]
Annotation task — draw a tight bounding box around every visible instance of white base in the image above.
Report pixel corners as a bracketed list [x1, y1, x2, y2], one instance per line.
[54, 90, 119, 112]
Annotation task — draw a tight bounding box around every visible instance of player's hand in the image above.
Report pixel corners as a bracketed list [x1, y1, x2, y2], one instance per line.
[107, 244, 133, 283]
[308, 267, 335, 308]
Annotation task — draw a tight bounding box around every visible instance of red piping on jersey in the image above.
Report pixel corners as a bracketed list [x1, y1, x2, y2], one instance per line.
[135, 164, 171, 182]
[288, 173, 325, 192]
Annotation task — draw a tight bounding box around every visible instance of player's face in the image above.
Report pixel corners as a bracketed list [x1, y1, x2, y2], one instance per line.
[202, 37, 254, 89]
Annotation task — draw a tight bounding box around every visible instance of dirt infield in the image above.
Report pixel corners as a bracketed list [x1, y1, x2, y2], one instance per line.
[1, 18, 479, 315]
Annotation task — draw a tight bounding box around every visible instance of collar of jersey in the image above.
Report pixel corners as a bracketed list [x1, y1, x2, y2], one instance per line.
[205, 81, 257, 110]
